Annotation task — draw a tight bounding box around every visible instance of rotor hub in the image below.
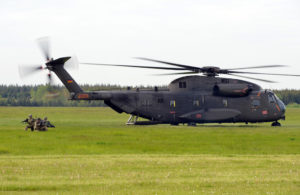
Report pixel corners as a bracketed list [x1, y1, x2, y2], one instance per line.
[202, 66, 221, 76]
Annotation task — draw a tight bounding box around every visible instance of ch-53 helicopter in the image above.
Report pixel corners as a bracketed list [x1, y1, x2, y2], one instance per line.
[19, 38, 300, 126]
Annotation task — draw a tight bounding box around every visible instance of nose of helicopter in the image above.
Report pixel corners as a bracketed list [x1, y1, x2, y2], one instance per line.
[278, 99, 286, 119]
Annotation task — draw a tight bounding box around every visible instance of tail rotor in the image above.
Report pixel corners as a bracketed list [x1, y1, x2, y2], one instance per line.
[19, 37, 78, 97]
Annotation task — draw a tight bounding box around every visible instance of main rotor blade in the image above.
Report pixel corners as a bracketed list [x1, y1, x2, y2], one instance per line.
[18, 65, 44, 78]
[135, 57, 202, 71]
[37, 37, 51, 61]
[227, 65, 288, 70]
[81, 63, 186, 70]
[154, 72, 199, 76]
[228, 70, 300, 77]
[228, 73, 276, 83]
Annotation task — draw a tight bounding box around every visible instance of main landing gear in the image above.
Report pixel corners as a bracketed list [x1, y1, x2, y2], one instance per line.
[126, 115, 138, 125]
[187, 122, 197, 126]
[271, 121, 281, 127]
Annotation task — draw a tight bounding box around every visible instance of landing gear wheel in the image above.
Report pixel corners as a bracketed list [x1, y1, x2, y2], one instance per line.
[271, 121, 281, 127]
[187, 122, 197, 126]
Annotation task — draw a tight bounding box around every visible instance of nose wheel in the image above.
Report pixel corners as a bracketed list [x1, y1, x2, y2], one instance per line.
[271, 121, 281, 127]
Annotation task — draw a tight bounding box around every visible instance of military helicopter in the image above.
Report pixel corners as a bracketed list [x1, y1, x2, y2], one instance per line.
[20, 38, 300, 126]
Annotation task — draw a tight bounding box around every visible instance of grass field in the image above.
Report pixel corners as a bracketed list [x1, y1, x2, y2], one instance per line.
[0, 107, 299, 194]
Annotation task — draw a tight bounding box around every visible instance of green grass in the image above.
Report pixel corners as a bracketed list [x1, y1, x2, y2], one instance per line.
[0, 155, 299, 194]
[0, 107, 299, 194]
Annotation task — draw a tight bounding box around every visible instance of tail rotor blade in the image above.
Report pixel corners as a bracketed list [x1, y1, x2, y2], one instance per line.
[45, 77, 60, 98]
[37, 37, 51, 61]
[18, 65, 44, 79]
[47, 72, 54, 85]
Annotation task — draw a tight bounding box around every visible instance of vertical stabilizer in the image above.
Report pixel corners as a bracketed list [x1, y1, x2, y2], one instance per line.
[46, 57, 83, 94]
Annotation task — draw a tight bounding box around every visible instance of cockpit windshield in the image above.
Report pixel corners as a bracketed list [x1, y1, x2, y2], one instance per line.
[268, 92, 277, 103]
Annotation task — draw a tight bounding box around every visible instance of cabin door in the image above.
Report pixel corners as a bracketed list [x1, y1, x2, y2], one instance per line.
[169, 99, 177, 123]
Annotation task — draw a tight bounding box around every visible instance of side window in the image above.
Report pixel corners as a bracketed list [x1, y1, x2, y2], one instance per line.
[170, 100, 176, 107]
[142, 100, 151, 106]
[221, 79, 229, 83]
[222, 99, 228, 107]
[158, 98, 164, 103]
[252, 99, 260, 107]
[179, 82, 187, 88]
[193, 100, 200, 107]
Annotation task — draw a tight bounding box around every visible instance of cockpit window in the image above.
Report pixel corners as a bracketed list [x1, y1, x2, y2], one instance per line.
[268, 93, 276, 103]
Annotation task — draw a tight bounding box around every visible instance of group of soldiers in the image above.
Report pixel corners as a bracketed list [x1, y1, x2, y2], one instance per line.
[22, 114, 55, 131]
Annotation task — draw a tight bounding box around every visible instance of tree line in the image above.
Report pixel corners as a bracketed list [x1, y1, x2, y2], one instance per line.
[0, 84, 156, 107]
[0, 85, 299, 107]
[273, 89, 300, 105]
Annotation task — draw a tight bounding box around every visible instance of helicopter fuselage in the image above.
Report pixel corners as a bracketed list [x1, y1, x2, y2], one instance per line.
[71, 76, 286, 124]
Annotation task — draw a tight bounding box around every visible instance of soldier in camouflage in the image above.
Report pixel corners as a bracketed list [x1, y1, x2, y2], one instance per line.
[34, 118, 45, 131]
[22, 114, 35, 131]
[43, 117, 55, 129]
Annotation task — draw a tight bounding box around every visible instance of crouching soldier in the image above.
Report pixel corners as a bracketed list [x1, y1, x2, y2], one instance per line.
[22, 114, 35, 131]
[43, 117, 55, 128]
[34, 118, 47, 131]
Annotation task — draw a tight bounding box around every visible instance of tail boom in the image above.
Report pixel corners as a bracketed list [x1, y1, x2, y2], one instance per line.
[47, 57, 113, 101]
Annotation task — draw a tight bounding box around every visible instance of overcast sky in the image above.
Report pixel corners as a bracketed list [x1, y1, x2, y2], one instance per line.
[1, 0, 300, 89]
